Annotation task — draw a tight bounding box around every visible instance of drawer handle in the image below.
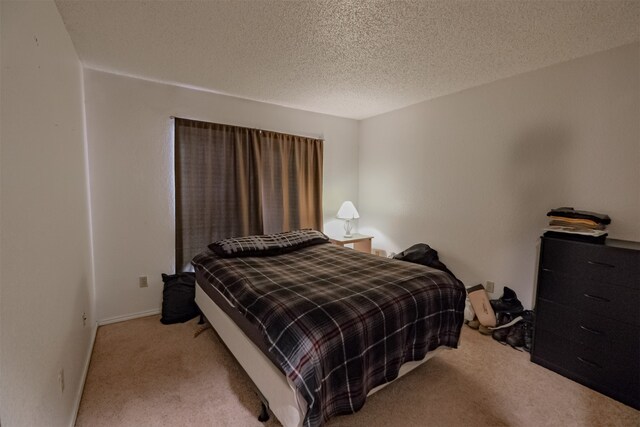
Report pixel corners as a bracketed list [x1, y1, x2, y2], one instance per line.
[542, 268, 552, 272]
[577, 356, 601, 369]
[587, 260, 615, 268]
[579, 325, 603, 335]
[583, 293, 610, 303]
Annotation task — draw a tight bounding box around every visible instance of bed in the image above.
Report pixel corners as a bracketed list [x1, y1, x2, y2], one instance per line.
[192, 230, 465, 427]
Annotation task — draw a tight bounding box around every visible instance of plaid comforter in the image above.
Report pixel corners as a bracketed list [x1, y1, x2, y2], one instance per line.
[192, 242, 465, 427]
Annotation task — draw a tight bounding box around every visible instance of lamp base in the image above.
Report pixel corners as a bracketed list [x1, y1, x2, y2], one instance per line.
[343, 219, 353, 238]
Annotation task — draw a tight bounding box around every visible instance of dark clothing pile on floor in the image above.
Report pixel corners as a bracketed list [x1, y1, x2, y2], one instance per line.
[543, 207, 611, 244]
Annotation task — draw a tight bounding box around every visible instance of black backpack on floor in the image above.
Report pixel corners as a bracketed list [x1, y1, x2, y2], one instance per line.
[160, 272, 200, 324]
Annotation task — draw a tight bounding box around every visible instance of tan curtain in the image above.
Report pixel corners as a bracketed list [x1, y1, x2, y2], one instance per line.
[174, 118, 323, 270]
[257, 130, 323, 234]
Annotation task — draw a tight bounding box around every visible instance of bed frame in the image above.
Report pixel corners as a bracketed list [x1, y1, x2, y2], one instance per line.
[195, 284, 448, 426]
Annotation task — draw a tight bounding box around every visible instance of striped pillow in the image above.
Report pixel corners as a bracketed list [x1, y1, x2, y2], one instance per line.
[209, 229, 329, 258]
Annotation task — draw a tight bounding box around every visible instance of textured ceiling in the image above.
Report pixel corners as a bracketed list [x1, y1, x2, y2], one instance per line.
[55, 1, 639, 119]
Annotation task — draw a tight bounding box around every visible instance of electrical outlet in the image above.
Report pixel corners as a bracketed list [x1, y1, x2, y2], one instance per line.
[139, 276, 148, 288]
[58, 369, 64, 393]
[485, 281, 495, 293]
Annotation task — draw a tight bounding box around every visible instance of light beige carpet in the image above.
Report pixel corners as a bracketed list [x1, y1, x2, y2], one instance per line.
[76, 315, 639, 426]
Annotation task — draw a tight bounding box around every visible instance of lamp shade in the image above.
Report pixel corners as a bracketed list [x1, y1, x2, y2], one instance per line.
[336, 201, 360, 219]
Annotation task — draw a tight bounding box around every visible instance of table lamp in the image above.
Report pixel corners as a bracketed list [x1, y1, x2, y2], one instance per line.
[336, 201, 360, 238]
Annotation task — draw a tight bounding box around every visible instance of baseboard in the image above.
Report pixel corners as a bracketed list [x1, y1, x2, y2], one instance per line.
[98, 308, 161, 326]
[70, 322, 98, 427]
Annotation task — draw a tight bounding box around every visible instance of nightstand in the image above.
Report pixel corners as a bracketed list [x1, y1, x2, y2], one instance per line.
[329, 233, 373, 254]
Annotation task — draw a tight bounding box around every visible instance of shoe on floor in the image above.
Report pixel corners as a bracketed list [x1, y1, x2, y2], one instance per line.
[490, 286, 524, 314]
[501, 310, 536, 351]
[506, 323, 523, 347]
[492, 312, 515, 342]
[521, 310, 536, 352]
[467, 318, 480, 330]
[492, 326, 511, 342]
[479, 324, 492, 335]
[522, 321, 534, 352]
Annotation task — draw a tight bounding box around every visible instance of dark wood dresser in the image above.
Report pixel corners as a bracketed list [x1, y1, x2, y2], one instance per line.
[531, 236, 640, 409]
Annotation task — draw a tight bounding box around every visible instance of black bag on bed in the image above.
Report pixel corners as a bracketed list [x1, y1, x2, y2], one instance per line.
[393, 243, 464, 287]
[160, 272, 200, 324]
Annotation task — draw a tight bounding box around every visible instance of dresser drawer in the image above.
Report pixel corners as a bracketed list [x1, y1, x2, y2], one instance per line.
[537, 270, 639, 326]
[532, 331, 639, 408]
[535, 299, 640, 362]
[541, 238, 640, 288]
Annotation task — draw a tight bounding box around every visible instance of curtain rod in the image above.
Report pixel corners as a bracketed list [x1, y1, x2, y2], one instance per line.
[170, 116, 324, 141]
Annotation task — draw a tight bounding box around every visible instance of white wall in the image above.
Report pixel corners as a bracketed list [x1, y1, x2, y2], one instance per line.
[0, 1, 95, 426]
[83, 70, 360, 323]
[359, 43, 640, 309]
[0, 0, 4, 421]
